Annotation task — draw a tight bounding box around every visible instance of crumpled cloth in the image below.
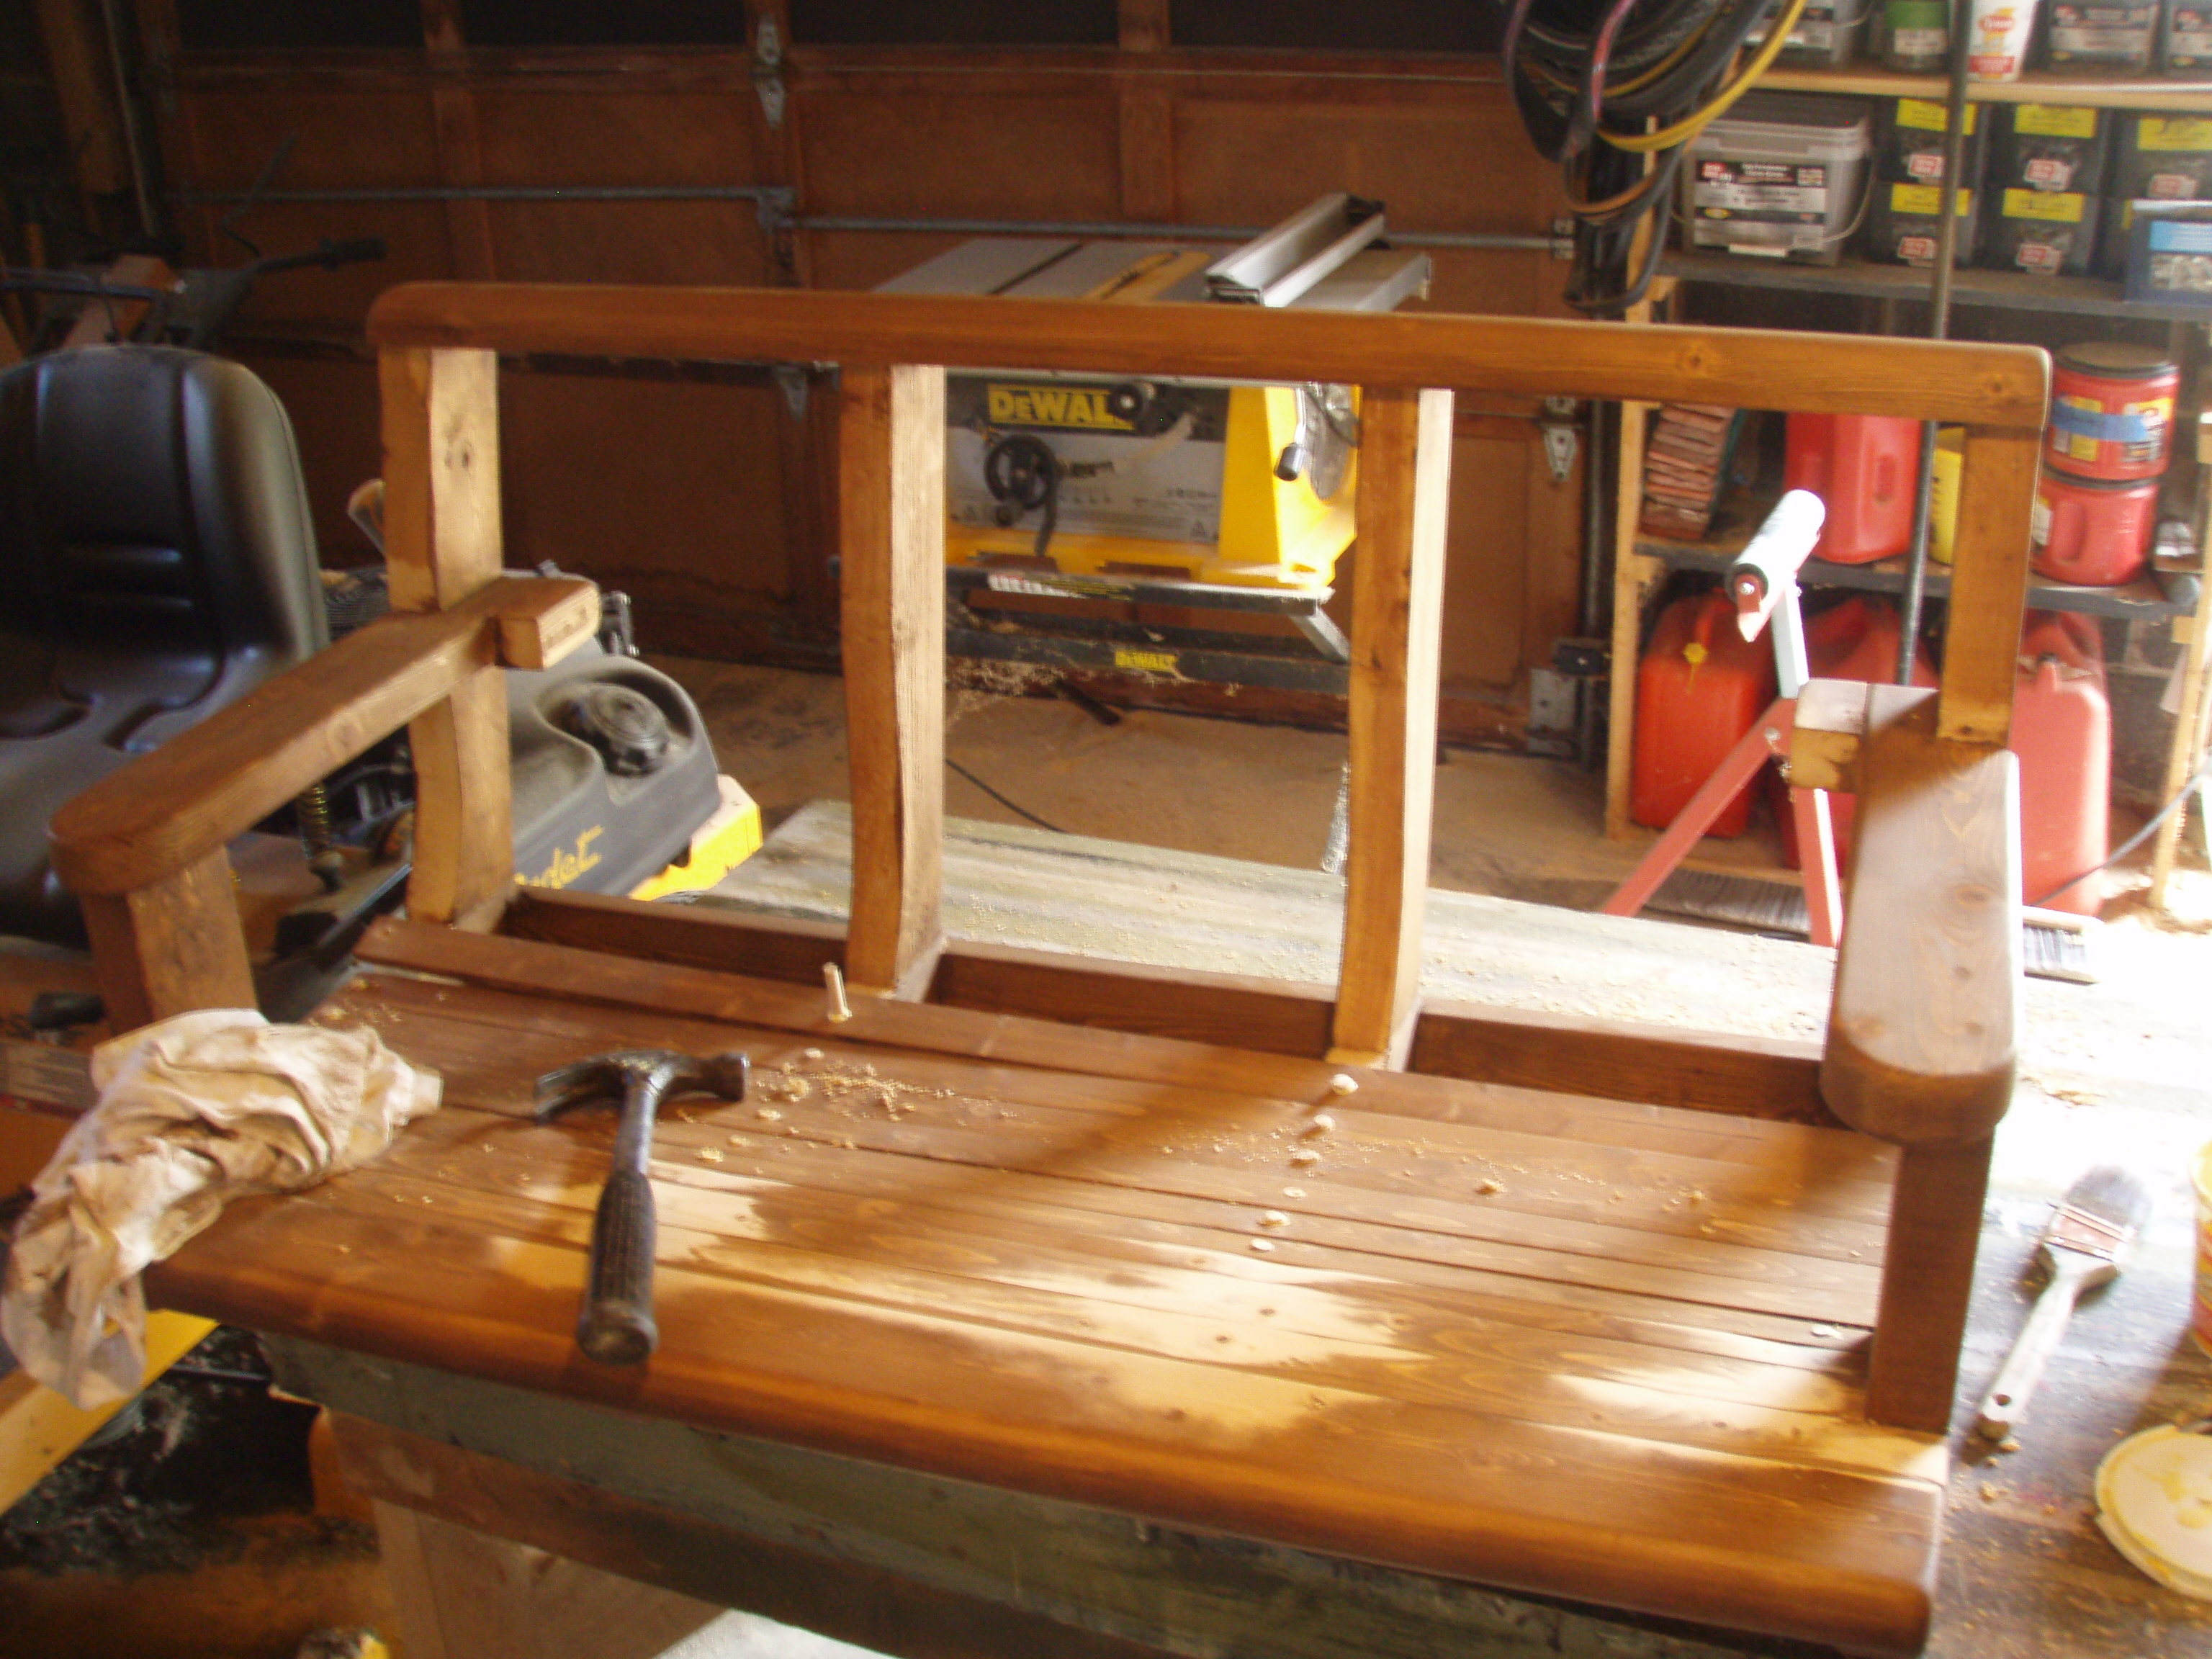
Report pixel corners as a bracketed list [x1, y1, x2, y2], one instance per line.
[1, 1009, 440, 1408]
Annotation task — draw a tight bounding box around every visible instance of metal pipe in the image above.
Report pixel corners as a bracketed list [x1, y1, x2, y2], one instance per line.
[172, 187, 1556, 251]
[1895, 0, 1976, 683]
[183, 184, 792, 204]
[96, 0, 158, 237]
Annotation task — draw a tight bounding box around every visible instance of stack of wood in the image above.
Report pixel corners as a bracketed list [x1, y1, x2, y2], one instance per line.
[1638, 403, 1736, 541]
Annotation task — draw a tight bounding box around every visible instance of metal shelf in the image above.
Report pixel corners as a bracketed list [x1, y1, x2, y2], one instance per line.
[1759, 65, 2212, 109]
[1660, 249, 2212, 322]
[1634, 533, 2193, 621]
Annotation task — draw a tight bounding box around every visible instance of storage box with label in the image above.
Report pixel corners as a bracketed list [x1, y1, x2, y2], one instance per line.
[1993, 104, 2110, 196]
[1680, 94, 1873, 266]
[2126, 202, 2212, 307]
[1866, 181, 1980, 264]
[1875, 96, 1986, 186]
[1988, 189, 2101, 274]
[2117, 116, 2212, 201]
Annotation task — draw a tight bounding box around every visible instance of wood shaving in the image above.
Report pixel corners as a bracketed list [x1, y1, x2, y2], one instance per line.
[1282, 1186, 1306, 1198]
[1303, 1114, 1336, 1138]
[1478, 1177, 1504, 1195]
[1249, 1239, 1275, 1253]
[1289, 1148, 1320, 1167]
[757, 1107, 785, 1122]
[1327, 1073, 1359, 1097]
[1259, 1210, 1289, 1228]
[698, 1148, 724, 1163]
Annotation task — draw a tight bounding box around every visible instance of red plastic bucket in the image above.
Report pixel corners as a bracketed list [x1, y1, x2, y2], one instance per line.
[1784, 414, 1921, 563]
[2031, 468, 2157, 585]
[2047, 340, 2178, 481]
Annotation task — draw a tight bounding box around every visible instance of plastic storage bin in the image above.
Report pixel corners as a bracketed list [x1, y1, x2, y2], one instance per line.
[2043, 0, 2159, 70]
[2013, 611, 2110, 915]
[1682, 94, 1874, 266]
[1631, 590, 1778, 838]
[1784, 413, 1923, 562]
[1748, 0, 1874, 65]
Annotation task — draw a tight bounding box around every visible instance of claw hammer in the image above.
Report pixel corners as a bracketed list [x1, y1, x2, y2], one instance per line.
[536, 1047, 750, 1364]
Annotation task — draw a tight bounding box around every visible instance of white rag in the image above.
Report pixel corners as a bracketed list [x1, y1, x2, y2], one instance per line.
[1, 1009, 440, 1408]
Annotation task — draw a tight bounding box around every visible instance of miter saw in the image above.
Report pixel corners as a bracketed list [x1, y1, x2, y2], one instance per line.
[876, 194, 1431, 694]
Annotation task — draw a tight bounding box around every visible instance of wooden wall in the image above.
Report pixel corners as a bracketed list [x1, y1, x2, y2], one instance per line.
[132, 1, 1578, 730]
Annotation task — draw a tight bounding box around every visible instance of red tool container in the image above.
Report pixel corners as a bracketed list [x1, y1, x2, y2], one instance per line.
[2031, 467, 2158, 586]
[1777, 595, 1938, 868]
[1784, 413, 1923, 563]
[2013, 609, 2110, 915]
[1632, 590, 1778, 837]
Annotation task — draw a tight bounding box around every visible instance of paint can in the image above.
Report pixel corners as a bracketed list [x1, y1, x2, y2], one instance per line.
[2096, 1422, 2212, 1596]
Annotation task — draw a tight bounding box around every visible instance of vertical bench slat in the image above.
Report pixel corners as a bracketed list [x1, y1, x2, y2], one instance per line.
[840, 363, 948, 998]
[381, 346, 513, 929]
[1936, 428, 2040, 747]
[1331, 386, 1453, 1066]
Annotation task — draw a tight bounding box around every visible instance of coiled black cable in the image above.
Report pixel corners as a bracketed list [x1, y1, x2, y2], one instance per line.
[1506, 0, 1799, 316]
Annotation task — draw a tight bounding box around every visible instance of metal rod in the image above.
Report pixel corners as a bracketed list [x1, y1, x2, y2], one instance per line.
[1896, 0, 1977, 683]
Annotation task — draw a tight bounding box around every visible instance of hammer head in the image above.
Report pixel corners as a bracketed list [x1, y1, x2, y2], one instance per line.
[535, 1048, 750, 1122]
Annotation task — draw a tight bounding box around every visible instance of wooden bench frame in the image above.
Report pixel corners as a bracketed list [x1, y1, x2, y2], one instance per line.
[49, 284, 2046, 1436]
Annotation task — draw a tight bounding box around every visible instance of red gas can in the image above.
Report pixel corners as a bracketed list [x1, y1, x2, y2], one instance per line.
[1632, 590, 1778, 837]
[2031, 467, 2158, 586]
[1784, 414, 1923, 564]
[1776, 595, 1938, 870]
[2013, 610, 2109, 914]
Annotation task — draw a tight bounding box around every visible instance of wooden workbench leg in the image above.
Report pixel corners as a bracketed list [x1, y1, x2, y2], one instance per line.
[373, 1500, 726, 1659]
[840, 362, 948, 999]
[1331, 386, 1452, 1066]
[78, 850, 256, 1028]
[382, 345, 514, 930]
[1866, 1136, 1994, 1432]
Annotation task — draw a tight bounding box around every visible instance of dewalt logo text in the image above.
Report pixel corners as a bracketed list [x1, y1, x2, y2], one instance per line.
[986, 384, 1132, 431]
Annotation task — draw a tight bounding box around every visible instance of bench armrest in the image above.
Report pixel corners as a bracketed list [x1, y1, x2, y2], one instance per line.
[1821, 684, 2020, 1146]
[50, 576, 594, 898]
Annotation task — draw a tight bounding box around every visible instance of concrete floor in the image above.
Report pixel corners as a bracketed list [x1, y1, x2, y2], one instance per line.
[8, 657, 2212, 1659]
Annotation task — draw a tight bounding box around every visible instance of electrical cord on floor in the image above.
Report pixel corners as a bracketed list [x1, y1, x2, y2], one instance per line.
[2028, 756, 2212, 909]
[947, 756, 1067, 834]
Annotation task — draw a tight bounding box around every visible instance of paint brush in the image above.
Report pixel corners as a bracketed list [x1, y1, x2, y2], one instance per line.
[1976, 1165, 2154, 1441]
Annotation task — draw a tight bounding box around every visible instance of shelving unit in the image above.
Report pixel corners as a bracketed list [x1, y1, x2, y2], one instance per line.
[1658, 248, 2211, 321]
[1605, 60, 2212, 905]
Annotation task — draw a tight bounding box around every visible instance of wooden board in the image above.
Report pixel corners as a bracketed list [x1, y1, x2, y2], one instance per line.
[145, 965, 1943, 1657]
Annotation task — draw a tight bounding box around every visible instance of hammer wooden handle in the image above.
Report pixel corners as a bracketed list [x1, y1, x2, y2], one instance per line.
[577, 1166, 658, 1364]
